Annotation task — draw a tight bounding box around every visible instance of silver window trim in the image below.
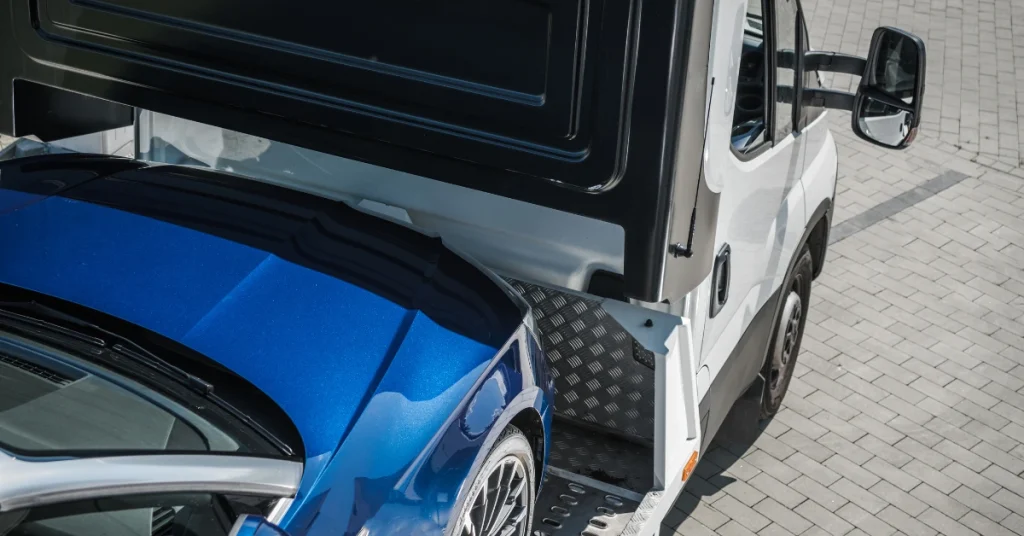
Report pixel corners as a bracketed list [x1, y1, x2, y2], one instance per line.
[0, 450, 302, 512]
[265, 497, 294, 524]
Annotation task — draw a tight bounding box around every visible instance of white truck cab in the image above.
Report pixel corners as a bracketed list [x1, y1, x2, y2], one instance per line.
[0, 0, 925, 534]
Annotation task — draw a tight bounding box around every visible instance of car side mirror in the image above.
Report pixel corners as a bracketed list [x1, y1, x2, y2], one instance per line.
[229, 515, 290, 536]
[852, 27, 927, 149]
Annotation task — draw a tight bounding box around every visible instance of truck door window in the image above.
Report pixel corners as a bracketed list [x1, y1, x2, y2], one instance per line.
[773, 0, 799, 140]
[730, 0, 770, 154]
[797, 10, 825, 130]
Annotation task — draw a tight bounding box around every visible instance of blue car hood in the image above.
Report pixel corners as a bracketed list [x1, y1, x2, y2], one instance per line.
[0, 155, 525, 461]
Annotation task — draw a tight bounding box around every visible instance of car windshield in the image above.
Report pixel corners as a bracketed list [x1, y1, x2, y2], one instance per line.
[0, 332, 240, 456]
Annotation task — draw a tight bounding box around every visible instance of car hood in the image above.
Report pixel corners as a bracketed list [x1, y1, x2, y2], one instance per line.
[0, 155, 526, 461]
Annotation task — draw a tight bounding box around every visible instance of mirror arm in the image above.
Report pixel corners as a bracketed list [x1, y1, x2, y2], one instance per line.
[859, 86, 915, 112]
[777, 86, 854, 111]
[803, 89, 855, 111]
[804, 52, 867, 76]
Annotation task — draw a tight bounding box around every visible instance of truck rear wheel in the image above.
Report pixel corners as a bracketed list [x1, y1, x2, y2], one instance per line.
[450, 425, 535, 536]
[760, 244, 813, 419]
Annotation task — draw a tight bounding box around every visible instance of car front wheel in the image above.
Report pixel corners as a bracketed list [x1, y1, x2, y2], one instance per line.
[450, 425, 536, 536]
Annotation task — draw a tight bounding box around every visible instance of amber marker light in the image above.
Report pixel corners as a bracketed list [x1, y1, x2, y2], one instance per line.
[682, 450, 699, 481]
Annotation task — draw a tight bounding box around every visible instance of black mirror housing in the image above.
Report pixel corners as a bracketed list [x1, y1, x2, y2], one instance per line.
[852, 27, 927, 149]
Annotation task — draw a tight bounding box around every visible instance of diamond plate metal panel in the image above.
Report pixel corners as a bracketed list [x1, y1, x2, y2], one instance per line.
[620, 490, 663, 536]
[549, 423, 654, 493]
[506, 279, 655, 441]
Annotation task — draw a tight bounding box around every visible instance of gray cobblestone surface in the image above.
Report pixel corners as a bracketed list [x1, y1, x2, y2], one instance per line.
[664, 0, 1024, 534]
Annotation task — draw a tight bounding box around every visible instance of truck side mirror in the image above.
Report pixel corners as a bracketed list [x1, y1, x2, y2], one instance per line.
[229, 515, 291, 536]
[800, 26, 927, 150]
[852, 27, 927, 149]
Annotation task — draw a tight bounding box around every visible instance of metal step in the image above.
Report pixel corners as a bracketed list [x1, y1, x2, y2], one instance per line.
[532, 467, 643, 536]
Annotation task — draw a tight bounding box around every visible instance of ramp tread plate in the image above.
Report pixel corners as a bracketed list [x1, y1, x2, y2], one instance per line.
[533, 472, 640, 536]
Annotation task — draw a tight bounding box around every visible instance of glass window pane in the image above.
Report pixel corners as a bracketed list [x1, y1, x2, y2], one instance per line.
[774, 0, 799, 140]
[798, 14, 824, 130]
[731, 0, 770, 153]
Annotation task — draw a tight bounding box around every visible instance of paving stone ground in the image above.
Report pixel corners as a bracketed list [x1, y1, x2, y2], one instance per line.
[664, 1, 1024, 535]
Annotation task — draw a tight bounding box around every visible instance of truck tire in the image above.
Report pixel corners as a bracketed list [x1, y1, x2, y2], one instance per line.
[449, 425, 536, 536]
[760, 244, 814, 419]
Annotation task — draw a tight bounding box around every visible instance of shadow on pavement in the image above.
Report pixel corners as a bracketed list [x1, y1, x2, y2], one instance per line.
[665, 398, 774, 531]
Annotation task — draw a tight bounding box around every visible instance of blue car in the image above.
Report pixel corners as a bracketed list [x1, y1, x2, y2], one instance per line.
[0, 153, 554, 536]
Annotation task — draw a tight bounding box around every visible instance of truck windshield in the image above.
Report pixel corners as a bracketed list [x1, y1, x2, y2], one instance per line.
[0, 331, 242, 456]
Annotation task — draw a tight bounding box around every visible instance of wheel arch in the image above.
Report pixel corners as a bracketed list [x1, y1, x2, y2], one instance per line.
[804, 198, 833, 280]
[438, 326, 554, 536]
[508, 407, 546, 492]
[765, 195, 831, 373]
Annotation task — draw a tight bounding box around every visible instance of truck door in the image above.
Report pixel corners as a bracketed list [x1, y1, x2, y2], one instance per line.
[697, 0, 809, 439]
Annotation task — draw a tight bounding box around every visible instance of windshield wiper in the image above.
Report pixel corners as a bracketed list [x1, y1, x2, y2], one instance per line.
[0, 301, 213, 395]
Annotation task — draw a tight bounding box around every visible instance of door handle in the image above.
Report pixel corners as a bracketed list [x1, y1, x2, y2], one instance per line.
[710, 243, 730, 318]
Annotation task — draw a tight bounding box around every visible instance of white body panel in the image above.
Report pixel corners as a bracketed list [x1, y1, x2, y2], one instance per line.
[699, 0, 838, 381]
[803, 119, 841, 214]
[701, 0, 808, 383]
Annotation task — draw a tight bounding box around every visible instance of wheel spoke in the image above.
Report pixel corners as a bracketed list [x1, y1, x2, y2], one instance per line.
[490, 504, 526, 536]
[472, 482, 487, 536]
[456, 455, 528, 536]
[488, 504, 515, 536]
[507, 474, 526, 503]
[483, 461, 505, 531]
[491, 464, 513, 526]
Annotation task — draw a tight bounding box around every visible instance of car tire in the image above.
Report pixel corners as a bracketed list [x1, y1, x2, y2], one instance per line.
[760, 244, 813, 419]
[449, 425, 536, 536]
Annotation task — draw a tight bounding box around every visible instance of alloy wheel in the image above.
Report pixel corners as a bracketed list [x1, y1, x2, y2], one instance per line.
[455, 456, 529, 536]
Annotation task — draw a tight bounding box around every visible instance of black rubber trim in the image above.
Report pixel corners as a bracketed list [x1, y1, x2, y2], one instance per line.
[801, 197, 832, 279]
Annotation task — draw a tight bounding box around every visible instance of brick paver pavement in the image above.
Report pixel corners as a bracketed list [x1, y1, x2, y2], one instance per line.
[664, 1, 1024, 535]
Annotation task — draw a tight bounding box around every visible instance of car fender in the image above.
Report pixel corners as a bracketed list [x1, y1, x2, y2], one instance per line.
[289, 324, 552, 536]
